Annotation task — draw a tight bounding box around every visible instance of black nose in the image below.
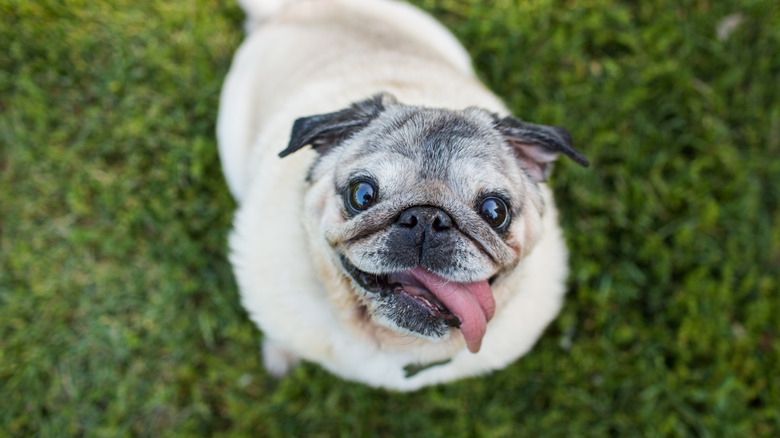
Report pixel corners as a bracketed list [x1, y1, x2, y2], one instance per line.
[387, 206, 457, 268]
[396, 206, 453, 233]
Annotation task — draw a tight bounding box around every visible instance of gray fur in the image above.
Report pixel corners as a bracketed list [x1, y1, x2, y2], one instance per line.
[284, 94, 587, 340]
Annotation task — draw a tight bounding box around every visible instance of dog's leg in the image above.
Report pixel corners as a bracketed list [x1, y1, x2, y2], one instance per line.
[261, 338, 300, 377]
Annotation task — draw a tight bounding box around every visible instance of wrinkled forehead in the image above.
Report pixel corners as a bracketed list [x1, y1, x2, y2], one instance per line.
[336, 107, 518, 198]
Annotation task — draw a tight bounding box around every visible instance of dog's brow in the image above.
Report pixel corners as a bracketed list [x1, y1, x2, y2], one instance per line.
[383, 111, 417, 135]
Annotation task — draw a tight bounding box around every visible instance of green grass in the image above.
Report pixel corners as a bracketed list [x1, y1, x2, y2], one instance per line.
[1, 0, 778, 435]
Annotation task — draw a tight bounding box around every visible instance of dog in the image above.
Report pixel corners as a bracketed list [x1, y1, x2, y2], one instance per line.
[217, 0, 588, 391]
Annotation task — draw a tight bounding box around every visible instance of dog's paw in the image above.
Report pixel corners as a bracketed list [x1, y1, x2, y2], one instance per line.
[261, 339, 300, 378]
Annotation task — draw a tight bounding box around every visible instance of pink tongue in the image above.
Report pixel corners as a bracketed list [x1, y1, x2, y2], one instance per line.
[409, 267, 495, 353]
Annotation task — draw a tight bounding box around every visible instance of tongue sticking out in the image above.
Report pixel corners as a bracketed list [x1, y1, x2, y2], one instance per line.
[409, 267, 495, 353]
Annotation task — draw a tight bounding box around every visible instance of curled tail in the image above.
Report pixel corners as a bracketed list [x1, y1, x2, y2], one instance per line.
[237, 0, 300, 31]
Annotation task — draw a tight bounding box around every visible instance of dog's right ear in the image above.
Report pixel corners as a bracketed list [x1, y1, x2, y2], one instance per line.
[279, 93, 396, 158]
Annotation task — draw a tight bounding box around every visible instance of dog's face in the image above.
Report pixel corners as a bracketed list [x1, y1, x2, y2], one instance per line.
[279, 94, 588, 353]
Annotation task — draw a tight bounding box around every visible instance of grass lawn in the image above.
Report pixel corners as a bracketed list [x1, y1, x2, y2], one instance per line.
[2, 0, 779, 435]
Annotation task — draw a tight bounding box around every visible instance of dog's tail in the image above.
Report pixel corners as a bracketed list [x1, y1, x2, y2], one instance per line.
[237, 0, 299, 31]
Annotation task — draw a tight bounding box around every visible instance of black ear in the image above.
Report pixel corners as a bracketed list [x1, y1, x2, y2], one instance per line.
[278, 93, 396, 158]
[495, 116, 589, 182]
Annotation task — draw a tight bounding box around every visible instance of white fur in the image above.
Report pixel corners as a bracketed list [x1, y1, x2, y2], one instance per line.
[218, 0, 570, 390]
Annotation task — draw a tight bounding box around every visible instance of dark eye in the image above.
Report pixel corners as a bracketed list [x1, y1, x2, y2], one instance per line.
[479, 197, 509, 230]
[346, 180, 377, 213]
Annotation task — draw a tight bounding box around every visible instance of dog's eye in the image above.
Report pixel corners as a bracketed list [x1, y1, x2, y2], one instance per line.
[479, 197, 509, 230]
[346, 180, 377, 213]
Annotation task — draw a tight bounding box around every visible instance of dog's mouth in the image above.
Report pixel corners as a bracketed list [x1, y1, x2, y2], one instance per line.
[341, 256, 462, 327]
[340, 255, 495, 353]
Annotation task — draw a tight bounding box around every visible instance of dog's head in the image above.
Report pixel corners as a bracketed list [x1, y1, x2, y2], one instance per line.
[279, 93, 588, 353]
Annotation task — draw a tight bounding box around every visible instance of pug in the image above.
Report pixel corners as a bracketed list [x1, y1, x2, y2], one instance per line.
[217, 0, 588, 391]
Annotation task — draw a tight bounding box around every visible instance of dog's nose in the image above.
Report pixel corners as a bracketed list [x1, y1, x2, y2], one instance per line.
[396, 206, 453, 233]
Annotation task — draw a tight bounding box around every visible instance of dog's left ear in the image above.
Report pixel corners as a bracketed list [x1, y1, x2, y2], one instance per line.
[279, 93, 396, 158]
[495, 116, 589, 182]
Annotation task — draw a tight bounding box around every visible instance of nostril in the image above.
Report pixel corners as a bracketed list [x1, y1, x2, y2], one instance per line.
[432, 214, 452, 231]
[397, 210, 419, 228]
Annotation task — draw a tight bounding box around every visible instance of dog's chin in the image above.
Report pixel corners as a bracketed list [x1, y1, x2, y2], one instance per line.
[339, 254, 497, 352]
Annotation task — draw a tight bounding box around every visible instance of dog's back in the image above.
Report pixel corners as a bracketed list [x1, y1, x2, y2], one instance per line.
[217, 0, 490, 202]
